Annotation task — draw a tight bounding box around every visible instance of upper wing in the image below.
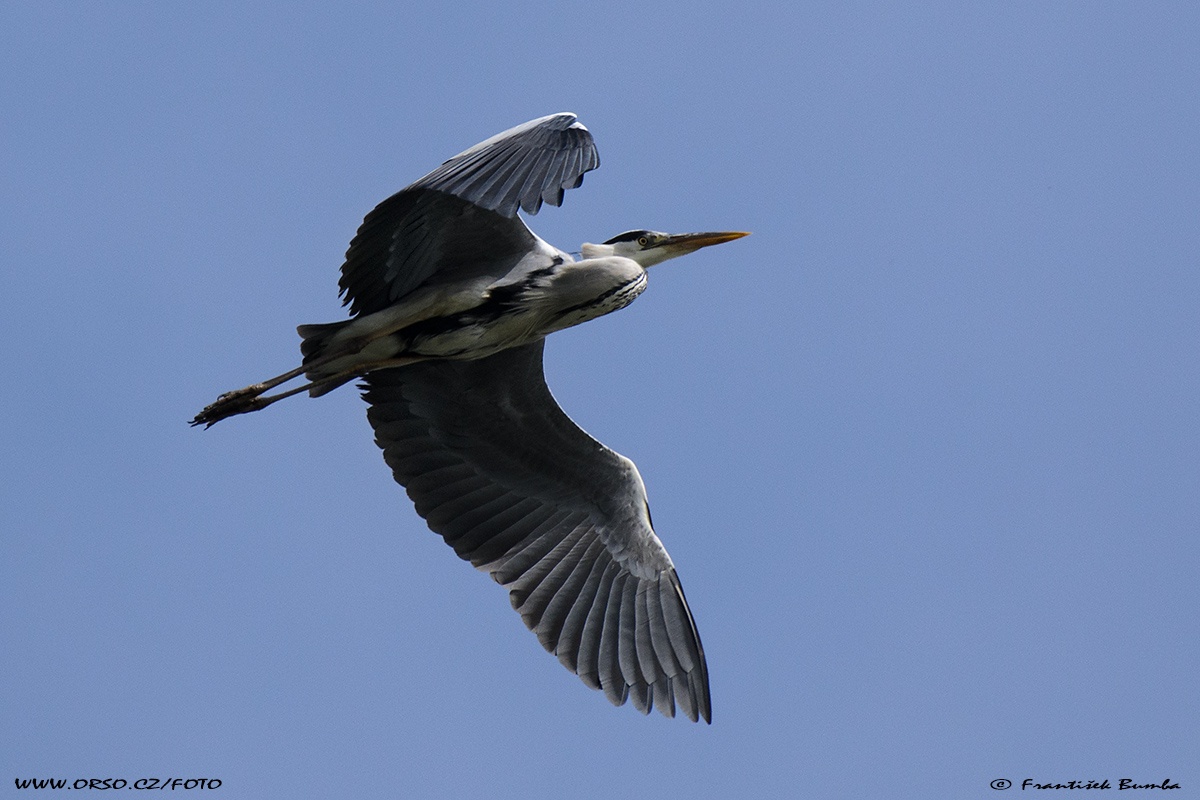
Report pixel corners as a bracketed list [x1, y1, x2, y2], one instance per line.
[362, 341, 711, 722]
[339, 113, 600, 316]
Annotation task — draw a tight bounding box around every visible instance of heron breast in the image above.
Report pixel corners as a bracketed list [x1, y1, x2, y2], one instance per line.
[547, 271, 648, 331]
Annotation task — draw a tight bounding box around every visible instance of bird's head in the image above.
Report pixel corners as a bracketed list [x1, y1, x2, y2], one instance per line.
[582, 230, 749, 268]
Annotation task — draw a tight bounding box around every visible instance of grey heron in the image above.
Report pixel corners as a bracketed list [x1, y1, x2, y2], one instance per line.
[193, 113, 747, 723]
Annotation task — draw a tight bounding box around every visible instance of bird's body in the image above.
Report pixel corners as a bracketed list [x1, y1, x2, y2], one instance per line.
[297, 245, 647, 388]
[194, 113, 747, 723]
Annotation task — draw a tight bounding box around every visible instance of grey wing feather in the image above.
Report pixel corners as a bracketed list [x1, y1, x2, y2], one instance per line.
[338, 113, 600, 316]
[413, 113, 599, 216]
[361, 341, 711, 722]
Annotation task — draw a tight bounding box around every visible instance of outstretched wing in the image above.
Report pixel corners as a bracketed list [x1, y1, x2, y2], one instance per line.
[339, 113, 600, 316]
[362, 342, 711, 722]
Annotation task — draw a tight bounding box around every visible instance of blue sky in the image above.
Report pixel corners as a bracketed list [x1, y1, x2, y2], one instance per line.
[2, 2, 1197, 798]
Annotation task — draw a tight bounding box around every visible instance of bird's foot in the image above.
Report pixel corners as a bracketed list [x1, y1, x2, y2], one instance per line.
[190, 384, 270, 428]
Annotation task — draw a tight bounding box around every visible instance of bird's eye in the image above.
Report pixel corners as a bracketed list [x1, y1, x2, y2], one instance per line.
[637, 236, 649, 247]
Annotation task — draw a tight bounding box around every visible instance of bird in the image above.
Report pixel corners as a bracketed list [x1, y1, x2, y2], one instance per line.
[193, 113, 747, 722]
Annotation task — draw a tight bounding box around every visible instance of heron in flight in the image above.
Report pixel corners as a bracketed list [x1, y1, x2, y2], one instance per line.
[193, 113, 747, 722]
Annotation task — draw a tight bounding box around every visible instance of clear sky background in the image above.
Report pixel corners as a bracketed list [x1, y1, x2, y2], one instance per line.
[3, 2, 1197, 798]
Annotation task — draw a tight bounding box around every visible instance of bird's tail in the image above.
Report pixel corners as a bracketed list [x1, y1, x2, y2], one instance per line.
[296, 320, 356, 397]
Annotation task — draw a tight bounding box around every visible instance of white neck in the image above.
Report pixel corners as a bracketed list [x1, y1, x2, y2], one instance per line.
[580, 242, 615, 260]
[580, 240, 676, 268]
